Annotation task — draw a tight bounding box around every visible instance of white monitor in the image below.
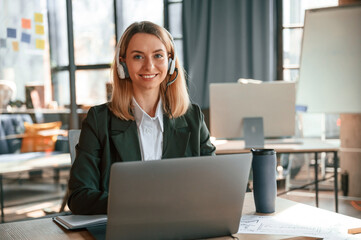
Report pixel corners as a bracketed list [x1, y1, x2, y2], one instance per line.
[209, 81, 296, 139]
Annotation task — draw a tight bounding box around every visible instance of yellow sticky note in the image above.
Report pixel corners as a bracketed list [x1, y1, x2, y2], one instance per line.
[12, 41, 19, 51]
[34, 13, 43, 23]
[35, 25, 44, 35]
[36, 39, 45, 50]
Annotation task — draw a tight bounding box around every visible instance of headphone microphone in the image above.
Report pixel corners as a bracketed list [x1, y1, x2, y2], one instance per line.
[166, 68, 178, 87]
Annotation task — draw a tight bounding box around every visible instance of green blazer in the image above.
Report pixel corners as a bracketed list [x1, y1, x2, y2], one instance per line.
[68, 103, 216, 214]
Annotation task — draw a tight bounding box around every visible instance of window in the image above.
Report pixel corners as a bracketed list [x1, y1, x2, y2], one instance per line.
[1, 0, 182, 128]
[49, 0, 168, 109]
[72, 0, 115, 66]
[49, 0, 115, 108]
[117, 0, 164, 35]
[0, 0, 52, 108]
[282, 0, 338, 81]
[166, 0, 184, 66]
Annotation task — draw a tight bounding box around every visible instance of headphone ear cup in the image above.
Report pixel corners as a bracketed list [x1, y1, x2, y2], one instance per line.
[168, 58, 175, 75]
[121, 62, 129, 78]
[117, 62, 125, 79]
[117, 62, 129, 79]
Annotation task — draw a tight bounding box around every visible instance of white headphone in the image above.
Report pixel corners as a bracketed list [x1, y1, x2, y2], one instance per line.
[116, 32, 177, 79]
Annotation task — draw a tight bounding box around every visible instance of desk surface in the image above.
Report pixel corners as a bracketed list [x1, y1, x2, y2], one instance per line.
[1, 193, 360, 240]
[213, 138, 340, 154]
[0, 153, 71, 175]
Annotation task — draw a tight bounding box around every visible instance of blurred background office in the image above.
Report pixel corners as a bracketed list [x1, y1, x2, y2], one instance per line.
[0, 0, 360, 223]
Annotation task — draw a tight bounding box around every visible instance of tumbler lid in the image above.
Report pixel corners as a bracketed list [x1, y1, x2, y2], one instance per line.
[251, 148, 276, 155]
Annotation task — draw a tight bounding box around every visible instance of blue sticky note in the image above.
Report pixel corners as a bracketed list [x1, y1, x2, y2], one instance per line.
[295, 105, 308, 112]
[21, 32, 31, 43]
[7, 28, 17, 38]
[0, 38, 6, 48]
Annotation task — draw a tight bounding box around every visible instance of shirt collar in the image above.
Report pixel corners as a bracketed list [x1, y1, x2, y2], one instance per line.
[132, 97, 164, 132]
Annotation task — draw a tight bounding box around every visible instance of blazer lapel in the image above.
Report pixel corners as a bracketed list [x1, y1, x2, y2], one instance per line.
[110, 115, 142, 162]
[162, 115, 190, 159]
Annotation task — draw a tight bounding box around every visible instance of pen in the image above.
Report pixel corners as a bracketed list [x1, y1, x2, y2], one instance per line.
[348, 227, 361, 234]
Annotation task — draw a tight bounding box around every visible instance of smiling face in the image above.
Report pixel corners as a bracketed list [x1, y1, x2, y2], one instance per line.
[124, 33, 169, 98]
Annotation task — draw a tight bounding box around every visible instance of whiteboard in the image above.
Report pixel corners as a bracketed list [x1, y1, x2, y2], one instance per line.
[297, 4, 361, 113]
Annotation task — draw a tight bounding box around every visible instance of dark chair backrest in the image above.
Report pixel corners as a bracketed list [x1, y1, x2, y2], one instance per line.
[59, 129, 81, 213]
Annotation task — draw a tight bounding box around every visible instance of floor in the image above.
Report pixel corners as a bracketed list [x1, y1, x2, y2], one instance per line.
[277, 157, 361, 219]
[1, 161, 360, 223]
[1, 168, 70, 222]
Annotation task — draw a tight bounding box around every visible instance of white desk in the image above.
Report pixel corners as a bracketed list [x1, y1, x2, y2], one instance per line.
[0, 153, 71, 223]
[213, 138, 341, 212]
[0, 193, 360, 240]
[213, 138, 339, 154]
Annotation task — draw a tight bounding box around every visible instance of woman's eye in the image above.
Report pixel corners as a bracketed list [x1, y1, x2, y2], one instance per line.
[133, 55, 143, 59]
[155, 54, 163, 59]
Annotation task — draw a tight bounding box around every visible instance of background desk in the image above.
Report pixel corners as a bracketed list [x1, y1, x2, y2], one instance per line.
[1, 193, 360, 240]
[213, 139, 340, 212]
[0, 153, 71, 223]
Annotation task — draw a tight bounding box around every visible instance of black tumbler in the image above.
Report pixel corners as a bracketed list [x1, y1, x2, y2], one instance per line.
[251, 148, 277, 213]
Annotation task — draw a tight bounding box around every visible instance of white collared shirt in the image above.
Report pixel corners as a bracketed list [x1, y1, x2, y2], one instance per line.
[132, 97, 164, 161]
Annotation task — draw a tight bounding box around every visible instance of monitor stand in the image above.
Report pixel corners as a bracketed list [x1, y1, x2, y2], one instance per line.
[243, 117, 265, 149]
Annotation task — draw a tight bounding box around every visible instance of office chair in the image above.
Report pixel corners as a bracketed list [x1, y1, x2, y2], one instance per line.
[59, 129, 81, 212]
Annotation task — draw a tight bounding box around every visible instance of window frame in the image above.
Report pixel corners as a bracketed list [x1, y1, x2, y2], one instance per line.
[279, 1, 339, 82]
[49, 0, 179, 128]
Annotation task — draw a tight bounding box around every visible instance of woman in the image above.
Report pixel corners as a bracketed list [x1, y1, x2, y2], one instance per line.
[67, 21, 215, 215]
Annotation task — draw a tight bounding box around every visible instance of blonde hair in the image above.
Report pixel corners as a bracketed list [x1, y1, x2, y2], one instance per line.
[109, 21, 190, 120]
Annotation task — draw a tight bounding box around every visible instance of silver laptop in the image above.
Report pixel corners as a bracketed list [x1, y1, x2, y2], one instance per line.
[106, 153, 252, 240]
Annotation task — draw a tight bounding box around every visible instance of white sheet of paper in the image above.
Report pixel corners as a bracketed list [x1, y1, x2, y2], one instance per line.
[238, 215, 361, 240]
